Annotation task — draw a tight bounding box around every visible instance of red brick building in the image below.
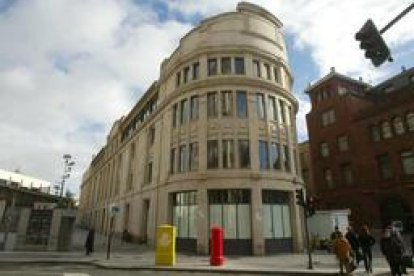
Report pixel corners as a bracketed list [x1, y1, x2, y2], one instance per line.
[305, 67, 414, 230]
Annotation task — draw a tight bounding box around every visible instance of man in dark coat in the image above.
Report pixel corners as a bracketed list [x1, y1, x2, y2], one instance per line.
[345, 226, 361, 264]
[85, 228, 95, 256]
[381, 225, 405, 276]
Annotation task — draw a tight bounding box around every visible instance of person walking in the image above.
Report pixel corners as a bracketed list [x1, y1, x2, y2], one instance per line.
[333, 231, 354, 275]
[381, 224, 405, 276]
[359, 225, 375, 273]
[345, 226, 360, 266]
[85, 228, 95, 256]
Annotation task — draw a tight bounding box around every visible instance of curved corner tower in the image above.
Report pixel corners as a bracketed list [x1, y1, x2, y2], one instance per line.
[80, 2, 303, 255]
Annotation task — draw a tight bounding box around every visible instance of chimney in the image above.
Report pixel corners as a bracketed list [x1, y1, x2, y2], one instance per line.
[330, 67, 335, 73]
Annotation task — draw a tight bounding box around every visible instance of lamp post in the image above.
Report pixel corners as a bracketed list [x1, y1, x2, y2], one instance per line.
[59, 154, 75, 198]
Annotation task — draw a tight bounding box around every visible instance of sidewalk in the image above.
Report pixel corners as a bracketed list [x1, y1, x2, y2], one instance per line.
[0, 249, 412, 275]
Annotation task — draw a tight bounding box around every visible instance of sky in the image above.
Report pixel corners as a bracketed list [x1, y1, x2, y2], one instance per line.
[0, 0, 413, 198]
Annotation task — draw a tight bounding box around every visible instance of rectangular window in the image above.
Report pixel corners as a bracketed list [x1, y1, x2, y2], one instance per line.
[172, 191, 197, 239]
[221, 91, 233, 116]
[180, 99, 188, 124]
[341, 163, 353, 185]
[255, 93, 265, 120]
[207, 140, 219, 169]
[253, 60, 261, 77]
[321, 109, 336, 126]
[371, 125, 380, 141]
[149, 126, 155, 145]
[234, 57, 245, 75]
[236, 91, 247, 118]
[189, 142, 198, 171]
[208, 58, 217, 76]
[400, 150, 414, 175]
[222, 140, 235, 169]
[221, 57, 231, 74]
[207, 92, 218, 118]
[283, 145, 290, 172]
[190, 96, 199, 120]
[268, 96, 277, 121]
[264, 63, 271, 80]
[172, 104, 178, 127]
[238, 140, 250, 168]
[183, 66, 189, 83]
[259, 141, 269, 169]
[270, 142, 281, 169]
[324, 168, 333, 188]
[192, 62, 199, 80]
[377, 154, 393, 179]
[320, 142, 329, 157]
[170, 148, 176, 174]
[179, 145, 187, 172]
[262, 191, 291, 239]
[279, 100, 285, 123]
[146, 162, 153, 183]
[274, 66, 280, 83]
[337, 135, 349, 151]
[176, 71, 181, 87]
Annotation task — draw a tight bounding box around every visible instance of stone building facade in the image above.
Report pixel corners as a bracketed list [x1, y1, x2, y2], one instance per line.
[79, 2, 304, 255]
[306, 67, 414, 230]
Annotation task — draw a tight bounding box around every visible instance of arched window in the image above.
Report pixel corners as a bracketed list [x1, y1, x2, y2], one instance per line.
[393, 116, 405, 135]
[406, 112, 414, 132]
[381, 121, 392, 139]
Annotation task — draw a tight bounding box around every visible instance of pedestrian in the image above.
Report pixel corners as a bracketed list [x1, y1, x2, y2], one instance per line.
[333, 231, 354, 275]
[359, 224, 375, 273]
[380, 224, 405, 276]
[85, 228, 95, 256]
[345, 226, 360, 266]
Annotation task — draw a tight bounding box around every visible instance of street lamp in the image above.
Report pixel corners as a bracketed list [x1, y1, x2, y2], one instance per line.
[59, 154, 75, 198]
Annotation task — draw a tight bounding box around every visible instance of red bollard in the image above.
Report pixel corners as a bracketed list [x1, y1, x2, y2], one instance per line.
[210, 226, 225, 266]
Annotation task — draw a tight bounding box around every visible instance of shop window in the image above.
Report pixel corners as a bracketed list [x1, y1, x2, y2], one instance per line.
[222, 140, 235, 169]
[236, 91, 247, 118]
[207, 140, 219, 169]
[221, 57, 231, 74]
[221, 91, 233, 116]
[400, 150, 414, 175]
[255, 93, 265, 120]
[172, 191, 197, 239]
[207, 92, 218, 119]
[238, 140, 250, 168]
[262, 190, 291, 239]
[259, 141, 269, 170]
[234, 57, 245, 75]
[208, 58, 217, 76]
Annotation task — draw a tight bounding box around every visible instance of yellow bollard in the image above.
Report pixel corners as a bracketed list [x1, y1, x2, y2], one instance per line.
[155, 224, 176, 266]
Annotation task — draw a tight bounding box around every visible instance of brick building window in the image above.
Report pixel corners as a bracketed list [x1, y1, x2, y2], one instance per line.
[381, 121, 393, 139]
[340, 163, 353, 185]
[406, 112, 414, 132]
[320, 142, 329, 157]
[371, 125, 380, 141]
[400, 150, 414, 175]
[337, 135, 349, 151]
[321, 109, 336, 126]
[324, 168, 333, 188]
[393, 116, 405, 135]
[377, 154, 393, 179]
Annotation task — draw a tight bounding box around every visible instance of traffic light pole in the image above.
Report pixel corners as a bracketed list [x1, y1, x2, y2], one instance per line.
[303, 207, 313, 269]
[379, 2, 414, 34]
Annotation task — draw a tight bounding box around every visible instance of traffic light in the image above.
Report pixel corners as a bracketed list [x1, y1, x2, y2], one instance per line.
[295, 188, 305, 207]
[306, 196, 316, 217]
[355, 19, 391, 67]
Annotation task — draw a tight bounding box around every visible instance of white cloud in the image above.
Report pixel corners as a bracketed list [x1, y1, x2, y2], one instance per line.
[0, 0, 191, 197]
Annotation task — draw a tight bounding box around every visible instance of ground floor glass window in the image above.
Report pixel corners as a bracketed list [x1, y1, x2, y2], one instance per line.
[262, 190, 292, 239]
[172, 191, 197, 238]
